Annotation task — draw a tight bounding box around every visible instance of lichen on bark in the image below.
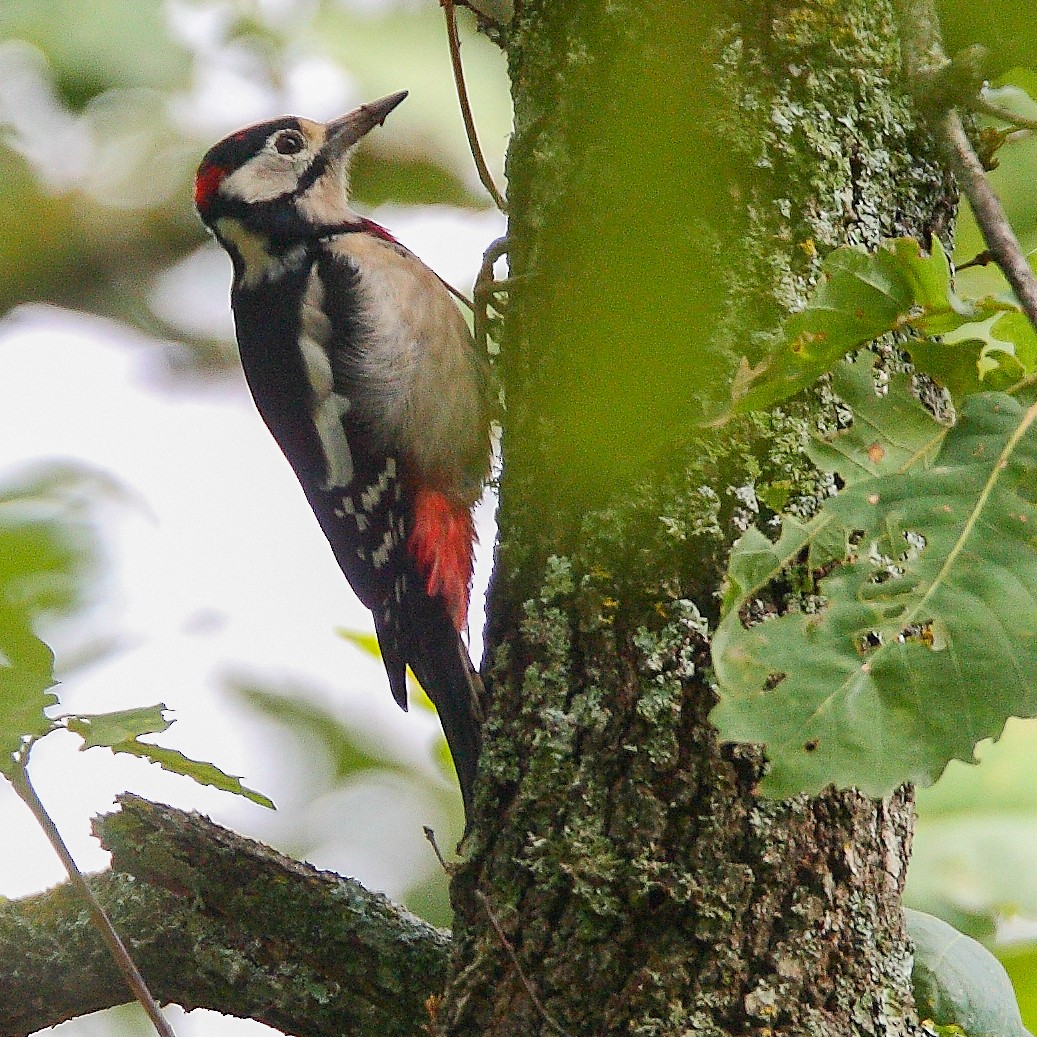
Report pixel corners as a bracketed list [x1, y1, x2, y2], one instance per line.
[439, 1, 949, 1034]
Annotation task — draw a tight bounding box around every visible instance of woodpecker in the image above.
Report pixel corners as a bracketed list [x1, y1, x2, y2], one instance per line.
[194, 92, 489, 820]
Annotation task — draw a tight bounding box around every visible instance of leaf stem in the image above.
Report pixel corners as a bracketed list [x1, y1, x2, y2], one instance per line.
[973, 95, 1037, 133]
[8, 761, 177, 1037]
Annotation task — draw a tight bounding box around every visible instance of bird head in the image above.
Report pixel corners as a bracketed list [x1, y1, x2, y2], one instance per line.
[194, 91, 407, 244]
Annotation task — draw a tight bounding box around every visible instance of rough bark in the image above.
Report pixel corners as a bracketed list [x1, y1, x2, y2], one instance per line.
[438, 1, 953, 1034]
[0, 796, 448, 1037]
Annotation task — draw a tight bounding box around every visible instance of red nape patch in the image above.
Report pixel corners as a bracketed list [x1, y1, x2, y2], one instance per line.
[359, 218, 400, 244]
[408, 489, 476, 631]
[194, 162, 228, 211]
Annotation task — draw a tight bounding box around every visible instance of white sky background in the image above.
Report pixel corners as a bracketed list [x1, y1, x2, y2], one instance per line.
[0, 198, 504, 881]
[0, 207, 503, 1036]
[0, 2, 509, 1032]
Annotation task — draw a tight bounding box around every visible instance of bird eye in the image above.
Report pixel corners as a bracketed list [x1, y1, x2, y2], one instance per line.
[274, 131, 305, 155]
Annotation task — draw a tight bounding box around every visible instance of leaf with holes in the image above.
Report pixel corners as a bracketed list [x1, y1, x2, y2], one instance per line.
[720, 357, 946, 616]
[712, 391, 1037, 797]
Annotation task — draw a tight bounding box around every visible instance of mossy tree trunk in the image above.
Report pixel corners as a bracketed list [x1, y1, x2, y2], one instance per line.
[440, 1, 953, 1033]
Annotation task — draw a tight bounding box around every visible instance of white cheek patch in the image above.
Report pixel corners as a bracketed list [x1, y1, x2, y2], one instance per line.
[220, 153, 300, 204]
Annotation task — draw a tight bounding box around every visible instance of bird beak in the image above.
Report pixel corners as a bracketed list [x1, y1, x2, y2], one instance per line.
[322, 91, 408, 161]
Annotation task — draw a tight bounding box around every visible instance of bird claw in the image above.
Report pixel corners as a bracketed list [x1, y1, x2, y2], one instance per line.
[475, 235, 510, 356]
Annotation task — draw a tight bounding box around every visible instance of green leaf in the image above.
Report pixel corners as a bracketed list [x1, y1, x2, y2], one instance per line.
[908, 307, 1037, 399]
[0, 607, 58, 772]
[726, 238, 1026, 416]
[712, 391, 1037, 797]
[65, 704, 171, 748]
[720, 358, 946, 618]
[730, 238, 978, 414]
[0, 463, 114, 617]
[808, 359, 948, 487]
[106, 738, 274, 810]
[907, 909, 1032, 1037]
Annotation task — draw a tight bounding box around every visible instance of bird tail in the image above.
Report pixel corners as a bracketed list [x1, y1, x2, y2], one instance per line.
[375, 604, 484, 826]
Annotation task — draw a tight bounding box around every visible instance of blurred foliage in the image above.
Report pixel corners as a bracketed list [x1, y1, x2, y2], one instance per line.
[0, 464, 106, 616]
[1, 1, 190, 104]
[230, 676, 459, 925]
[910, 720, 1037, 938]
[910, 720, 1037, 1032]
[0, 464, 106, 767]
[940, 0, 1037, 76]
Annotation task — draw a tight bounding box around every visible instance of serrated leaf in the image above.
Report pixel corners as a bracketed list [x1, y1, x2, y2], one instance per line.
[65, 704, 172, 748]
[712, 392, 1037, 797]
[108, 739, 274, 809]
[0, 607, 58, 772]
[907, 909, 1032, 1037]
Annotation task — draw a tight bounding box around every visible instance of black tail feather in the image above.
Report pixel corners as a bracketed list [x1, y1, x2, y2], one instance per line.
[375, 606, 484, 825]
[408, 629, 484, 824]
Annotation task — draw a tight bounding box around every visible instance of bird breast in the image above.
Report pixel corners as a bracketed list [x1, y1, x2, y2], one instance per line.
[321, 233, 488, 501]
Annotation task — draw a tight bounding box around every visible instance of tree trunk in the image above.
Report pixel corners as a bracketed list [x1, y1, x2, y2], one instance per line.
[440, 1, 953, 1033]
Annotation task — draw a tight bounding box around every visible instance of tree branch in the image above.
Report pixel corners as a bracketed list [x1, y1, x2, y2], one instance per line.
[0, 795, 449, 1037]
[894, 0, 1037, 333]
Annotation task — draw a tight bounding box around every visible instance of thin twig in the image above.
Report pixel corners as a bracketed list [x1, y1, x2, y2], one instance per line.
[893, 0, 1037, 337]
[955, 248, 993, 272]
[8, 762, 177, 1037]
[422, 825, 450, 873]
[941, 109, 1037, 331]
[973, 95, 1037, 133]
[476, 890, 571, 1036]
[441, 0, 507, 212]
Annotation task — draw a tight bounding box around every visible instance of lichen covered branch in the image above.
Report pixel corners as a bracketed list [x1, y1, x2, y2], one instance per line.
[0, 795, 449, 1037]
